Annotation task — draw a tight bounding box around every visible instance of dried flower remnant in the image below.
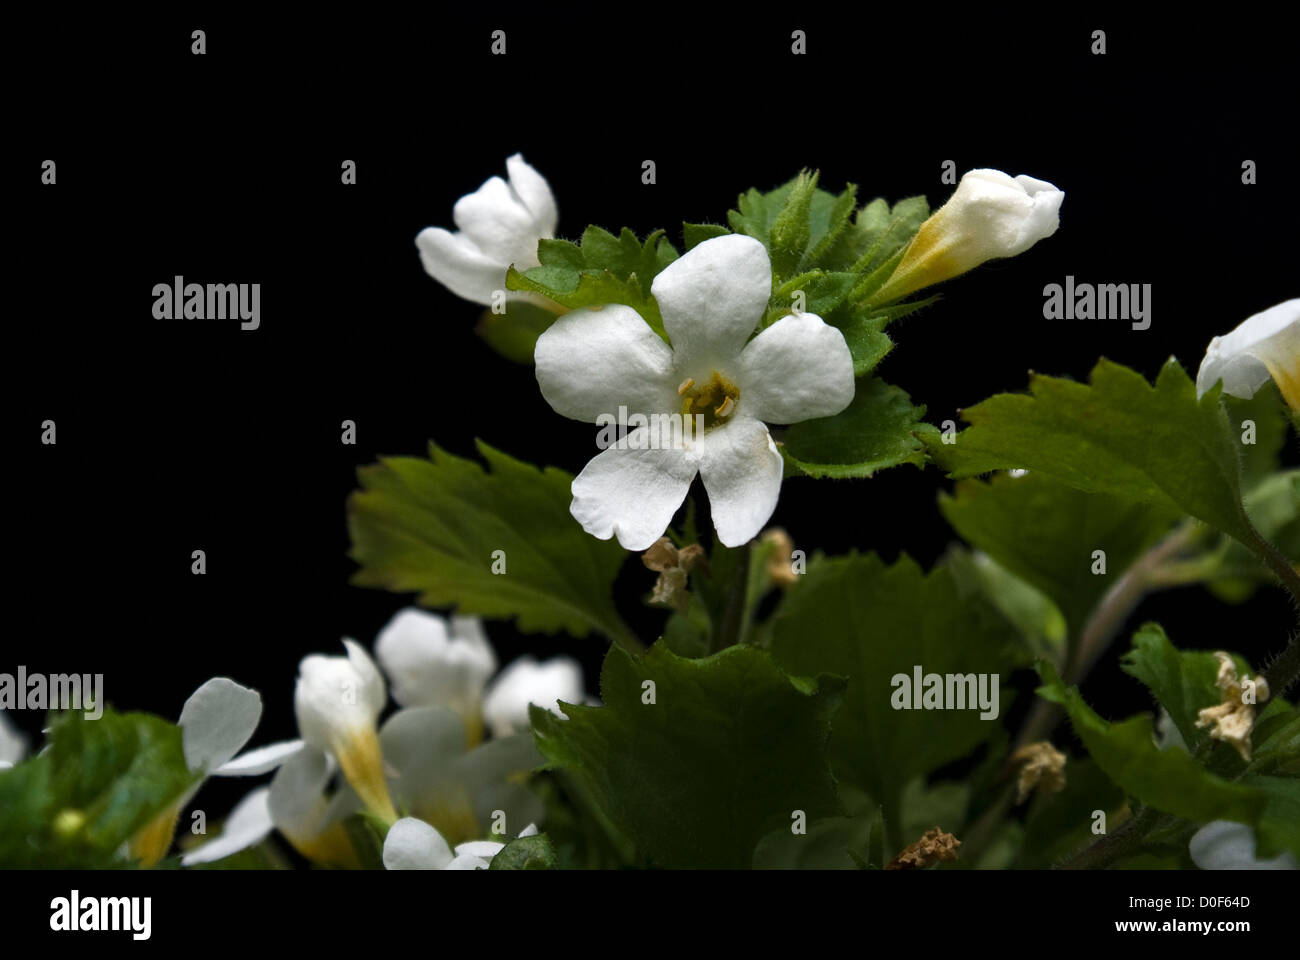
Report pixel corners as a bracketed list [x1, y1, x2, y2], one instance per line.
[885, 827, 962, 870]
[1010, 741, 1067, 804]
[1195, 652, 1269, 763]
[641, 537, 706, 613]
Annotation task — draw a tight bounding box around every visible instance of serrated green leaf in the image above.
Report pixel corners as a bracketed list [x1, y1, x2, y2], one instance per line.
[348, 441, 635, 647]
[531, 641, 844, 868]
[507, 266, 668, 340]
[1119, 624, 1231, 753]
[929, 359, 1257, 547]
[781, 378, 935, 479]
[940, 472, 1177, 640]
[1035, 662, 1265, 824]
[843, 196, 929, 276]
[769, 553, 1027, 808]
[488, 833, 558, 869]
[0, 709, 199, 868]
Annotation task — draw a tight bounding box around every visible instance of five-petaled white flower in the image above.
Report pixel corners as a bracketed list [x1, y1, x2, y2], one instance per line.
[872, 168, 1064, 303]
[415, 154, 558, 305]
[534, 233, 855, 550]
[1196, 299, 1300, 411]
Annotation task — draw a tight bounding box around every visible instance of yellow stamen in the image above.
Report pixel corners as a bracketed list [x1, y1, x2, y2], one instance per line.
[715, 396, 735, 418]
[677, 377, 695, 396]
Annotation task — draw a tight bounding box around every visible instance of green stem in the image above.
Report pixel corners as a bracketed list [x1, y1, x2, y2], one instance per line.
[1242, 523, 1300, 697]
[713, 543, 751, 653]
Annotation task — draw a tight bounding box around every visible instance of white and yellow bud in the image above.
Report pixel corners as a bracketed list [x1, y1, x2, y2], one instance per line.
[1196, 299, 1300, 410]
[294, 640, 396, 822]
[871, 168, 1064, 304]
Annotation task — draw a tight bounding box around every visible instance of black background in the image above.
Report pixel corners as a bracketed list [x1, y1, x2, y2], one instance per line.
[5, 5, 1298, 909]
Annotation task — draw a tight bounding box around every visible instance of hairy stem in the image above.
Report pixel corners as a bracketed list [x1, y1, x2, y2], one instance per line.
[714, 542, 751, 653]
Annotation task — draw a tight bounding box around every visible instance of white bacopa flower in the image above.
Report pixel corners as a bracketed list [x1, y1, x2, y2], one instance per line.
[1195, 299, 1300, 410]
[415, 153, 558, 305]
[872, 168, 1064, 303]
[294, 640, 396, 821]
[180, 787, 274, 867]
[375, 608, 497, 718]
[534, 233, 855, 550]
[482, 655, 585, 738]
[1190, 821, 1297, 870]
[382, 816, 540, 870]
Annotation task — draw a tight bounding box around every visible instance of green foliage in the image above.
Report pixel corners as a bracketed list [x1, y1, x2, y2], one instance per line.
[769, 553, 1027, 809]
[504, 226, 679, 339]
[941, 472, 1178, 640]
[531, 641, 844, 868]
[348, 441, 634, 647]
[0, 709, 199, 868]
[928, 359, 1257, 548]
[1119, 624, 1233, 753]
[489, 833, 559, 869]
[781, 378, 937, 479]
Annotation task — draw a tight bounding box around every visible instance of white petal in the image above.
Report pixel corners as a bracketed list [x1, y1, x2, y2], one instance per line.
[445, 853, 490, 870]
[570, 435, 697, 551]
[214, 739, 306, 776]
[179, 678, 263, 774]
[506, 153, 558, 238]
[453, 175, 542, 269]
[415, 227, 506, 306]
[1190, 820, 1298, 870]
[268, 745, 335, 840]
[483, 656, 585, 738]
[651, 234, 772, 367]
[379, 705, 468, 805]
[951, 169, 1064, 260]
[534, 304, 677, 422]
[735, 312, 855, 423]
[1196, 299, 1300, 400]
[698, 417, 784, 548]
[180, 787, 275, 866]
[294, 641, 386, 753]
[375, 608, 497, 712]
[0, 711, 27, 766]
[455, 839, 506, 858]
[383, 817, 454, 870]
[519, 823, 539, 838]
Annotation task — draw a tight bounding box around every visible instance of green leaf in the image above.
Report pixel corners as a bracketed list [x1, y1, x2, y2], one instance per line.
[489, 833, 559, 869]
[769, 553, 1027, 807]
[928, 359, 1256, 547]
[682, 222, 730, 251]
[505, 226, 679, 339]
[832, 196, 930, 276]
[1202, 471, 1300, 603]
[1035, 662, 1265, 823]
[940, 472, 1177, 639]
[768, 171, 818, 279]
[348, 441, 635, 647]
[530, 641, 844, 868]
[0, 709, 199, 868]
[944, 546, 1067, 670]
[1242, 774, 1300, 860]
[753, 784, 874, 870]
[1119, 623, 1231, 753]
[1225, 382, 1288, 487]
[475, 299, 558, 364]
[781, 377, 936, 479]
[1250, 701, 1299, 775]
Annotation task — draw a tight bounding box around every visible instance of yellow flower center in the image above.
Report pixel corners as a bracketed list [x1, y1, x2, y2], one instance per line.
[678, 371, 740, 430]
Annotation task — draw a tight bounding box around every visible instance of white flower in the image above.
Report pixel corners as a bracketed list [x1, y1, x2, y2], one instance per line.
[534, 233, 855, 550]
[294, 640, 395, 820]
[872, 168, 1064, 303]
[1195, 299, 1300, 410]
[0, 710, 26, 770]
[375, 608, 497, 716]
[482, 656, 585, 738]
[382, 817, 539, 870]
[415, 154, 558, 305]
[1190, 821, 1297, 870]
[180, 787, 274, 867]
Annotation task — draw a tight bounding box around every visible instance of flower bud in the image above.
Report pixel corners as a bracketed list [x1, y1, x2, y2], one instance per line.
[871, 168, 1063, 303]
[1196, 299, 1300, 410]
